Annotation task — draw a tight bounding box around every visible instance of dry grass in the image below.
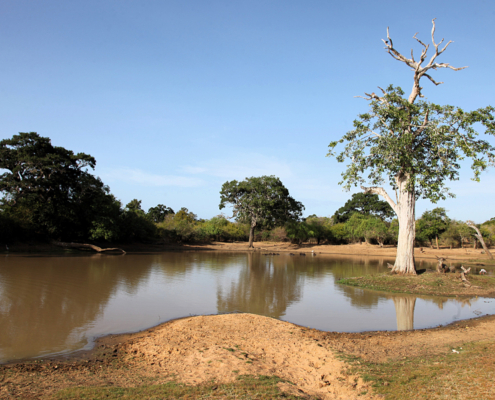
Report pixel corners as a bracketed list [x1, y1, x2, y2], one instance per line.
[53, 375, 311, 400]
[342, 340, 495, 400]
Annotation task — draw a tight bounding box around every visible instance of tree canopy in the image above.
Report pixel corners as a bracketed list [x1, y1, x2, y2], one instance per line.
[333, 192, 394, 223]
[219, 176, 304, 247]
[0, 132, 115, 239]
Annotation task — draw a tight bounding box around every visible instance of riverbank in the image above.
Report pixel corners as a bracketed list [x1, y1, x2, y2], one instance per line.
[2, 313, 495, 399]
[3, 241, 494, 266]
[339, 272, 495, 298]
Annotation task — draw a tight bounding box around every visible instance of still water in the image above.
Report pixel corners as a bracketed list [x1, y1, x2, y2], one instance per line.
[0, 251, 493, 363]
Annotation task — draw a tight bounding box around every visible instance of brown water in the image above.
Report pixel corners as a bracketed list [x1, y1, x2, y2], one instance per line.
[0, 251, 493, 363]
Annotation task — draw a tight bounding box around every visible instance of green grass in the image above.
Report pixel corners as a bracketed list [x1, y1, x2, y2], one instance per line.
[341, 340, 495, 400]
[54, 375, 311, 400]
[338, 272, 495, 297]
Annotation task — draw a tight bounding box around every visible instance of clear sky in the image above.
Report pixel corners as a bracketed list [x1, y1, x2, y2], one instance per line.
[1, 0, 494, 222]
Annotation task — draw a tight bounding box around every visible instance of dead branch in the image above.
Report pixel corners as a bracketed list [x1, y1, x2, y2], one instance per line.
[466, 220, 494, 259]
[461, 266, 471, 274]
[382, 19, 467, 104]
[52, 241, 126, 254]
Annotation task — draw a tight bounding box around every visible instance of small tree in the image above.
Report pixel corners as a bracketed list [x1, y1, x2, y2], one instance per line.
[328, 20, 495, 274]
[416, 208, 450, 249]
[219, 176, 304, 248]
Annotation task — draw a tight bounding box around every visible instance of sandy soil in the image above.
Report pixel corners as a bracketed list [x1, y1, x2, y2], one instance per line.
[181, 241, 493, 265]
[2, 313, 495, 399]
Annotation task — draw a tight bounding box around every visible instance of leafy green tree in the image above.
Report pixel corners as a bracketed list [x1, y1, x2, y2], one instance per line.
[219, 176, 304, 248]
[333, 192, 394, 223]
[440, 219, 470, 249]
[329, 223, 347, 243]
[416, 208, 450, 249]
[328, 21, 495, 274]
[361, 216, 390, 247]
[481, 218, 495, 246]
[388, 218, 399, 245]
[0, 132, 119, 240]
[344, 213, 367, 243]
[125, 199, 144, 214]
[285, 220, 310, 245]
[305, 216, 333, 244]
[147, 204, 174, 223]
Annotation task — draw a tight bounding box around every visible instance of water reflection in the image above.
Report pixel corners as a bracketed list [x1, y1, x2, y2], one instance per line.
[0, 252, 493, 363]
[217, 252, 303, 318]
[392, 296, 416, 330]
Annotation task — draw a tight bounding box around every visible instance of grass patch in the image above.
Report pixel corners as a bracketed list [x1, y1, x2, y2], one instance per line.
[343, 340, 495, 399]
[54, 375, 310, 399]
[338, 272, 495, 297]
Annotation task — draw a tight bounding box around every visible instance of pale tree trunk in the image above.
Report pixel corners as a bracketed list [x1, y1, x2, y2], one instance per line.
[467, 221, 493, 259]
[362, 173, 416, 275]
[393, 296, 416, 331]
[436, 236, 439, 250]
[248, 220, 256, 248]
[393, 178, 416, 275]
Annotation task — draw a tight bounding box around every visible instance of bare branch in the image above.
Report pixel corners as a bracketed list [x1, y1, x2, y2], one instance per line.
[361, 185, 398, 214]
[423, 73, 443, 86]
[383, 19, 467, 104]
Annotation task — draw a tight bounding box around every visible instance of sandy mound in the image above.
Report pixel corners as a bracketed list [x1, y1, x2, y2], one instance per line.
[121, 313, 378, 399]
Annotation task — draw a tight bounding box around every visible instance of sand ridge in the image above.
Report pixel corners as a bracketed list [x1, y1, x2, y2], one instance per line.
[120, 313, 377, 399]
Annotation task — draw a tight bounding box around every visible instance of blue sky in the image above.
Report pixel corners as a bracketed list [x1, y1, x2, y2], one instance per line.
[1, 0, 494, 222]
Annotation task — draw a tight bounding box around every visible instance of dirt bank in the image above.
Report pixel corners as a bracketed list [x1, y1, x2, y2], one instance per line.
[2, 313, 495, 399]
[3, 241, 493, 267]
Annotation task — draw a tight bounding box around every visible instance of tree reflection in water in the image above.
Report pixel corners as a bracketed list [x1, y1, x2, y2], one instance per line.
[0, 254, 153, 361]
[392, 296, 416, 330]
[217, 252, 303, 318]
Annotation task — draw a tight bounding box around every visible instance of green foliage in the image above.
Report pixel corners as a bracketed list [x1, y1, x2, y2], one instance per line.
[0, 133, 125, 241]
[333, 192, 394, 223]
[360, 215, 389, 246]
[157, 213, 248, 243]
[147, 204, 174, 223]
[415, 208, 450, 245]
[481, 218, 495, 246]
[388, 219, 399, 244]
[344, 213, 367, 243]
[305, 216, 334, 244]
[329, 223, 347, 243]
[328, 86, 495, 202]
[219, 176, 304, 229]
[285, 220, 311, 244]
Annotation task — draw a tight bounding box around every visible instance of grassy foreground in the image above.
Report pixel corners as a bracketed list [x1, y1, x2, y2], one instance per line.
[342, 339, 495, 400]
[338, 271, 495, 297]
[53, 375, 309, 400]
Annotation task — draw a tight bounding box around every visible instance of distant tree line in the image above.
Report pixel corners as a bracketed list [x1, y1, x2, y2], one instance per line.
[0, 133, 492, 249]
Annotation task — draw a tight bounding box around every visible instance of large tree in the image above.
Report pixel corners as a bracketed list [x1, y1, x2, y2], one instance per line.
[219, 176, 304, 248]
[0, 132, 115, 240]
[328, 20, 495, 274]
